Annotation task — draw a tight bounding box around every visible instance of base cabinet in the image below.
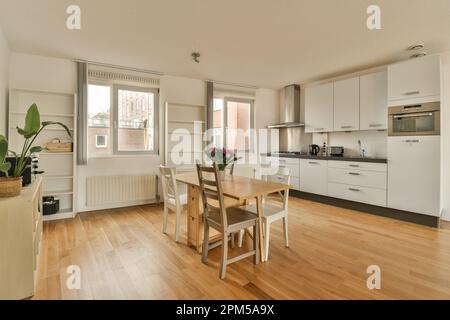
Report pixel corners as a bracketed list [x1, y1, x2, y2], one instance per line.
[387, 136, 440, 216]
[0, 177, 43, 300]
[328, 182, 387, 207]
[300, 159, 328, 195]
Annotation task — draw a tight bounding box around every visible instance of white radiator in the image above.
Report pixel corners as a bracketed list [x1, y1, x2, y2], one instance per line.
[86, 175, 158, 208]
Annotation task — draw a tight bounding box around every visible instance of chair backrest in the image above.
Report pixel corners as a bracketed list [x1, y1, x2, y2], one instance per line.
[159, 165, 180, 206]
[196, 162, 228, 230]
[254, 165, 291, 210]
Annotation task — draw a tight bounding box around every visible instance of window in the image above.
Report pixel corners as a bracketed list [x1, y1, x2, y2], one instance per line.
[88, 84, 111, 155]
[212, 97, 254, 151]
[88, 83, 158, 157]
[95, 135, 107, 149]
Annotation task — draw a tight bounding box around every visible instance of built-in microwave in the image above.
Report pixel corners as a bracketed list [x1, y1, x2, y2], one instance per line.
[388, 102, 440, 136]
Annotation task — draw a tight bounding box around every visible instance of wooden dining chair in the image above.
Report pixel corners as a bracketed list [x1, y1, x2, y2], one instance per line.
[196, 162, 260, 279]
[160, 165, 187, 242]
[238, 165, 291, 261]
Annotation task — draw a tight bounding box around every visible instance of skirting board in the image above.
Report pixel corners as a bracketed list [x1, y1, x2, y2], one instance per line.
[290, 190, 440, 228]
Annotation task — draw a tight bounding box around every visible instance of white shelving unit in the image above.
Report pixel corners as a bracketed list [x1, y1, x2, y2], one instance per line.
[8, 88, 77, 221]
[164, 102, 206, 170]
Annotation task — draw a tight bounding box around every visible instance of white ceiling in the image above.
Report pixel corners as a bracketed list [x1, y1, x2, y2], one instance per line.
[0, 0, 450, 88]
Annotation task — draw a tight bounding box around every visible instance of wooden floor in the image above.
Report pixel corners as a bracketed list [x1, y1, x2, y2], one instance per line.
[34, 197, 450, 300]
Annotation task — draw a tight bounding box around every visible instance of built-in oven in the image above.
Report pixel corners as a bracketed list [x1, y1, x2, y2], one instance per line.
[388, 102, 440, 136]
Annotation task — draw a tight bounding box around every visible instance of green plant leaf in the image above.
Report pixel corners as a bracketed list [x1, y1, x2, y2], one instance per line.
[30, 146, 43, 154]
[24, 104, 41, 135]
[42, 121, 72, 138]
[0, 135, 8, 162]
[0, 162, 11, 177]
[16, 126, 34, 139]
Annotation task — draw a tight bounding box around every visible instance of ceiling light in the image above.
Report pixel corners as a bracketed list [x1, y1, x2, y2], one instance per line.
[191, 52, 201, 63]
[410, 52, 427, 59]
[407, 44, 425, 51]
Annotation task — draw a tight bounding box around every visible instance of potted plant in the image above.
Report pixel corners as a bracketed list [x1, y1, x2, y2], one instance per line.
[205, 147, 239, 180]
[0, 135, 20, 197]
[0, 104, 71, 197]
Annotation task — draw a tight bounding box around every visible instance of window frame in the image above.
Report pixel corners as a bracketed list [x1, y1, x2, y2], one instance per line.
[112, 84, 159, 155]
[95, 135, 108, 149]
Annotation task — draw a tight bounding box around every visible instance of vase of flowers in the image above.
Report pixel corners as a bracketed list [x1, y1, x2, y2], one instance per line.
[205, 147, 238, 180]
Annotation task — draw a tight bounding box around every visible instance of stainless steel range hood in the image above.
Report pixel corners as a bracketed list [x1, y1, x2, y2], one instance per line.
[267, 84, 304, 128]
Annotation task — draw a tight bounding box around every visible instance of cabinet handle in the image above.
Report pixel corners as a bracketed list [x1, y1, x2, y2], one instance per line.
[349, 164, 360, 168]
[404, 139, 419, 143]
[411, 139, 420, 143]
[348, 172, 360, 176]
[341, 126, 353, 129]
[349, 188, 361, 192]
[309, 161, 319, 165]
[314, 128, 324, 131]
[404, 91, 420, 96]
[369, 124, 382, 128]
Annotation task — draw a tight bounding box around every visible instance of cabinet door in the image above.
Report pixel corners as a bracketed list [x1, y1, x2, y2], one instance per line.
[387, 136, 440, 216]
[333, 77, 360, 131]
[360, 71, 388, 130]
[388, 55, 440, 105]
[305, 83, 334, 133]
[299, 159, 328, 195]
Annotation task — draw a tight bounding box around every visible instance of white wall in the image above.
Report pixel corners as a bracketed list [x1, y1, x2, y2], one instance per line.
[0, 27, 10, 136]
[312, 130, 387, 158]
[440, 52, 450, 221]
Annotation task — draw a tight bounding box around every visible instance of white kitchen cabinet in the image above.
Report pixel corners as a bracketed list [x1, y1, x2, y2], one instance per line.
[305, 83, 334, 133]
[300, 159, 328, 195]
[261, 156, 300, 191]
[327, 160, 387, 173]
[333, 77, 360, 131]
[388, 55, 441, 106]
[387, 136, 440, 216]
[328, 182, 387, 207]
[328, 167, 387, 190]
[327, 160, 387, 207]
[360, 71, 388, 130]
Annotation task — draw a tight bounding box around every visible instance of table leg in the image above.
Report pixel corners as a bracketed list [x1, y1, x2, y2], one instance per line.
[256, 196, 265, 263]
[187, 185, 202, 252]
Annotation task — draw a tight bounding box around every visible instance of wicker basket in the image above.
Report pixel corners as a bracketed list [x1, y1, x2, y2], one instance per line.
[45, 142, 73, 153]
[0, 177, 22, 197]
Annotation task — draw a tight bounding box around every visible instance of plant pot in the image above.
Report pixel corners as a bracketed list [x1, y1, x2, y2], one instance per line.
[0, 177, 22, 198]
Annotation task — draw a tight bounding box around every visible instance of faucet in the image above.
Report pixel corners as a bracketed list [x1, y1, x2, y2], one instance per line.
[358, 140, 366, 158]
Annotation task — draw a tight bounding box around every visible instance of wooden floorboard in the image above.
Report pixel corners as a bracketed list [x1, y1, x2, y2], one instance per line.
[33, 197, 450, 300]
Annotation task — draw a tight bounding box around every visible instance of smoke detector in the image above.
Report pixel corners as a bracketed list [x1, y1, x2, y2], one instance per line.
[191, 52, 201, 63]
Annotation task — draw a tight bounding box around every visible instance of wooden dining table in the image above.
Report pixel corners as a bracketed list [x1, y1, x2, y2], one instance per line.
[176, 171, 291, 263]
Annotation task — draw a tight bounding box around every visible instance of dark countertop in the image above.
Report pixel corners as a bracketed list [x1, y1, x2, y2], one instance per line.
[262, 153, 387, 164]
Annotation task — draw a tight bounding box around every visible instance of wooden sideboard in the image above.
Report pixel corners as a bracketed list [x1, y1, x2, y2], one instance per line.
[0, 177, 43, 299]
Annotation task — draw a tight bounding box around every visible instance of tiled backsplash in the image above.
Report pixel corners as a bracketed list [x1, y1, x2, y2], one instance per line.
[312, 130, 387, 158]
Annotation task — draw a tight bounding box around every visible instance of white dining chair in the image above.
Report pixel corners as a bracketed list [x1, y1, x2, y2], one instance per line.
[238, 165, 291, 261]
[160, 165, 187, 242]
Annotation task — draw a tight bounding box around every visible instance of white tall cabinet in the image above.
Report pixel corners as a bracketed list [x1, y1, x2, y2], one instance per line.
[304, 83, 334, 133]
[333, 77, 360, 131]
[360, 71, 388, 130]
[387, 136, 440, 216]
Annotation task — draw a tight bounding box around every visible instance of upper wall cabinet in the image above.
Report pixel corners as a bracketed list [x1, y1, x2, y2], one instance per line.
[333, 77, 360, 132]
[388, 55, 441, 106]
[305, 83, 334, 133]
[360, 71, 388, 130]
